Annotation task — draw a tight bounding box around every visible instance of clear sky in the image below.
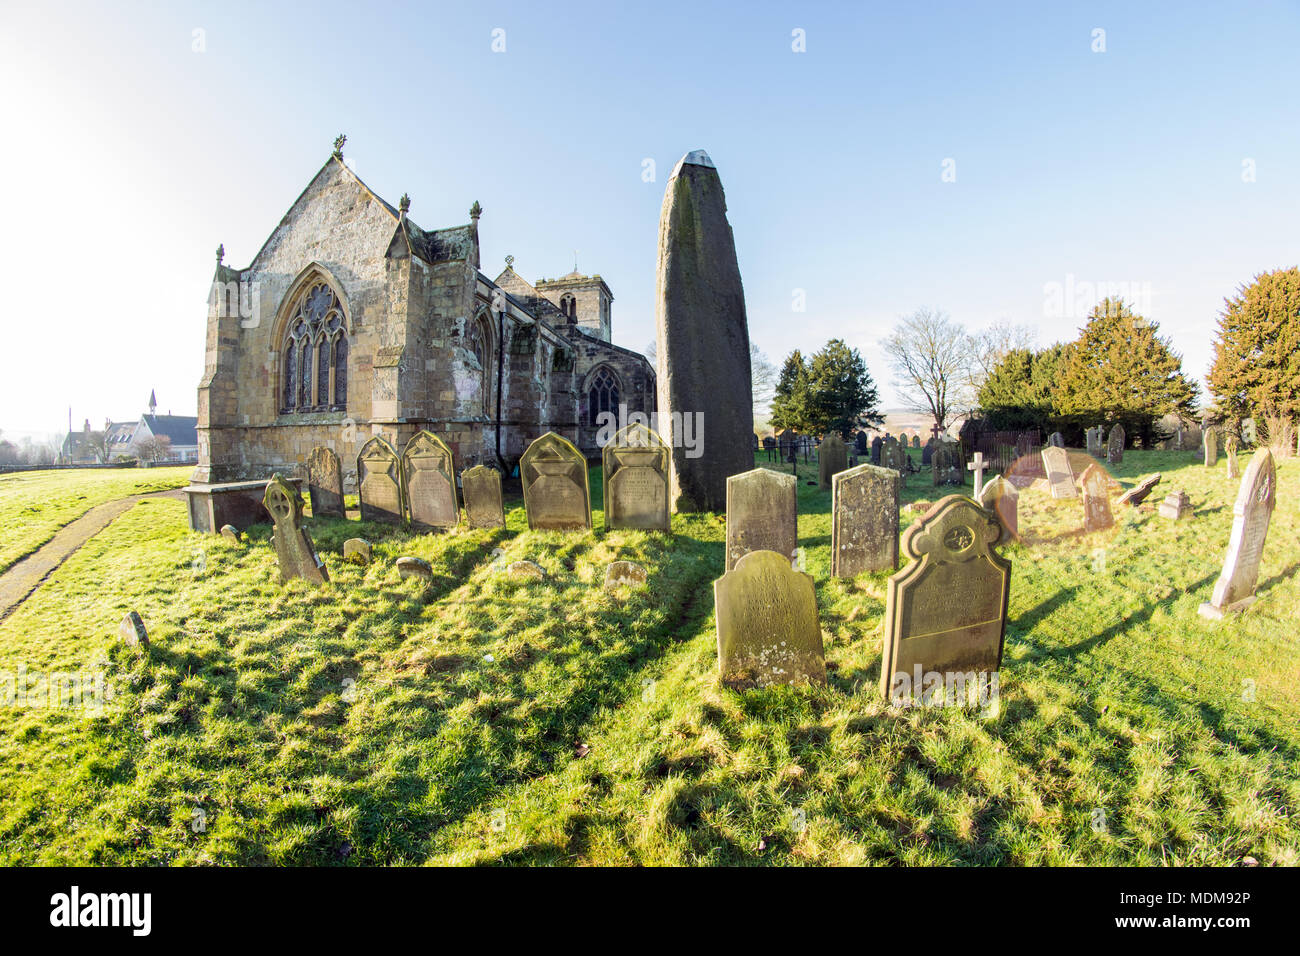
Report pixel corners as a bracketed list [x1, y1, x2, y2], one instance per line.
[2, 0, 1298, 439]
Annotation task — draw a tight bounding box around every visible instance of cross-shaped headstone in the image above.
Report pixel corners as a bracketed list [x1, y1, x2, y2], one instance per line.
[967, 452, 987, 499]
[931, 423, 943, 441]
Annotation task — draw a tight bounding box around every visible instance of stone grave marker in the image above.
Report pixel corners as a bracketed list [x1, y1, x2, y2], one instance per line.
[1117, 473, 1162, 507]
[1203, 427, 1218, 467]
[854, 431, 868, 456]
[1107, 424, 1125, 465]
[932, 441, 964, 486]
[219, 524, 241, 544]
[882, 437, 908, 479]
[979, 475, 1018, 542]
[521, 432, 591, 531]
[263, 473, 329, 584]
[1041, 445, 1077, 499]
[461, 465, 506, 529]
[358, 436, 403, 524]
[119, 611, 149, 649]
[922, 438, 935, 466]
[397, 556, 433, 581]
[307, 446, 346, 518]
[912, 435, 921, 449]
[401, 430, 459, 532]
[1048, 432, 1065, 448]
[1158, 490, 1191, 520]
[1079, 463, 1114, 532]
[879, 495, 1010, 701]
[343, 538, 372, 565]
[1199, 449, 1277, 619]
[818, 433, 848, 489]
[603, 423, 670, 531]
[714, 549, 825, 688]
[1225, 433, 1240, 479]
[725, 468, 797, 571]
[831, 463, 899, 577]
[871, 436, 883, 465]
[967, 452, 989, 499]
[604, 560, 648, 589]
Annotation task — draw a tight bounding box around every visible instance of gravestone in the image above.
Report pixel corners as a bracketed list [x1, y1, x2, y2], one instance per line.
[1203, 427, 1218, 467]
[1048, 432, 1065, 448]
[871, 436, 883, 465]
[401, 430, 459, 531]
[357, 436, 403, 524]
[605, 560, 649, 589]
[306, 446, 345, 518]
[461, 465, 506, 530]
[655, 150, 753, 512]
[219, 524, 241, 544]
[1199, 449, 1277, 619]
[1107, 424, 1124, 465]
[1015, 432, 1034, 460]
[119, 611, 149, 649]
[1224, 433, 1240, 479]
[1158, 490, 1192, 520]
[602, 423, 671, 532]
[854, 431, 868, 455]
[912, 435, 921, 449]
[966, 452, 989, 499]
[263, 473, 329, 584]
[879, 495, 1010, 701]
[725, 468, 797, 571]
[397, 556, 433, 581]
[818, 433, 848, 490]
[343, 538, 372, 565]
[521, 432, 591, 531]
[979, 475, 1018, 542]
[921, 439, 935, 466]
[1242, 418, 1256, 445]
[714, 549, 824, 688]
[882, 437, 908, 478]
[1117, 473, 1162, 507]
[1079, 463, 1114, 532]
[1041, 446, 1077, 499]
[508, 560, 546, 581]
[932, 441, 964, 486]
[831, 463, 899, 577]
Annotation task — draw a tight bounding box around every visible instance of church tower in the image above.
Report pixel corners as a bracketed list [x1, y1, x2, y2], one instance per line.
[535, 270, 613, 342]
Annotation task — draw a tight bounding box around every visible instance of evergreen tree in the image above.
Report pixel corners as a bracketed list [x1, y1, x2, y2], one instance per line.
[806, 339, 884, 438]
[769, 350, 814, 434]
[977, 345, 1065, 432]
[1053, 298, 1197, 447]
[1208, 268, 1300, 447]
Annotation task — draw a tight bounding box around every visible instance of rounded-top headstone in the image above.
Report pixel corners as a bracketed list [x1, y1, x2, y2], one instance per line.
[344, 538, 372, 565]
[507, 560, 546, 581]
[604, 560, 648, 590]
[396, 556, 433, 580]
[219, 524, 241, 543]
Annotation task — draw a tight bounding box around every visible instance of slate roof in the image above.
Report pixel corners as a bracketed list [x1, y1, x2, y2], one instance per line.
[141, 414, 197, 446]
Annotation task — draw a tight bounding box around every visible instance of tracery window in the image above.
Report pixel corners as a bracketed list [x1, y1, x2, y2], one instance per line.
[281, 282, 348, 412]
[586, 366, 620, 427]
[467, 312, 493, 414]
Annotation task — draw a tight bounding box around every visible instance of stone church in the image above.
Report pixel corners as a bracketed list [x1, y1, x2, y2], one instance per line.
[194, 140, 655, 488]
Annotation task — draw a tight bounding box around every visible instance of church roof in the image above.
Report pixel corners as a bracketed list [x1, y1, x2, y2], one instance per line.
[141, 414, 197, 447]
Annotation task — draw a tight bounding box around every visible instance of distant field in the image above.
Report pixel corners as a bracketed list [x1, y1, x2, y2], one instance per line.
[0, 467, 193, 574]
[0, 450, 1296, 865]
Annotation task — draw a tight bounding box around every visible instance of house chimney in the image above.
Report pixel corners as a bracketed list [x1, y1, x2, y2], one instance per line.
[83, 419, 91, 433]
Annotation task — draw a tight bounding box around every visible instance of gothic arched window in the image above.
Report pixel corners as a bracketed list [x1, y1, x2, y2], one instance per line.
[467, 312, 494, 415]
[280, 282, 348, 413]
[586, 366, 620, 427]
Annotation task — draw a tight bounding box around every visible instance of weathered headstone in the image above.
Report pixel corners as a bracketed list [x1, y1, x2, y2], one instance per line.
[307, 446, 346, 518]
[604, 560, 648, 589]
[655, 149, 753, 512]
[263, 473, 329, 584]
[1224, 433, 1240, 479]
[119, 611, 149, 649]
[461, 465, 506, 530]
[1041, 446, 1077, 499]
[725, 468, 797, 571]
[1158, 490, 1191, 520]
[219, 524, 241, 544]
[879, 495, 1010, 702]
[932, 441, 964, 487]
[507, 559, 546, 581]
[357, 436, 403, 524]
[871, 436, 883, 465]
[401, 430, 459, 531]
[912, 435, 921, 449]
[603, 423, 671, 532]
[521, 432, 591, 531]
[1048, 432, 1065, 448]
[1203, 427, 1218, 467]
[831, 463, 899, 577]
[1084, 428, 1098, 456]
[979, 475, 1018, 542]
[1107, 424, 1125, 465]
[881, 437, 908, 479]
[343, 538, 372, 565]
[1079, 463, 1114, 532]
[1117, 473, 1162, 507]
[396, 556, 433, 581]
[854, 431, 868, 455]
[818, 433, 848, 489]
[714, 549, 824, 688]
[1199, 449, 1276, 619]
[1242, 418, 1256, 445]
[922, 438, 935, 466]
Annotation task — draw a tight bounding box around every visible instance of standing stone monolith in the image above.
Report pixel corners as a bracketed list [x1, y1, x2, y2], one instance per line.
[725, 468, 796, 571]
[655, 149, 753, 513]
[263, 474, 329, 584]
[1199, 448, 1277, 619]
[832, 463, 899, 577]
[879, 495, 1010, 703]
[461, 465, 506, 530]
[715, 549, 824, 689]
[307, 446, 345, 518]
[1079, 463, 1114, 532]
[817, 433, 848, 489]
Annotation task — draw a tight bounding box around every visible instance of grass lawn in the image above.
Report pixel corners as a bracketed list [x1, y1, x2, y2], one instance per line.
[0, 466, 193, 574]
[0, 450, 1296, 865]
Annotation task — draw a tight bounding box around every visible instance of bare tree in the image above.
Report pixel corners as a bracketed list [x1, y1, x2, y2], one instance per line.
[135, 435, 173, 463]
[883, 307, 979, 432]
[972, 320, 1037, 387]
[750, 343, 778, 412]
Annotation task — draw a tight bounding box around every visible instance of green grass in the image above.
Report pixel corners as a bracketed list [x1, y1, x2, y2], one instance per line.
[0, 450, 1296, 865]
[0, 466, 193, 574]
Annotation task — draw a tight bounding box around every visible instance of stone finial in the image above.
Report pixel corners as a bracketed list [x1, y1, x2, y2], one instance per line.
[399, 193, 410, 216]
[333, 133, 347, 157]
[469, 200, 482, 221]
[216, 243, 224, 264]
[505, 254, 514, 270]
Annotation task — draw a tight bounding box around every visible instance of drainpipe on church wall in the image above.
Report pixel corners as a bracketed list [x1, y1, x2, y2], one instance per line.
[495, 306, 506, 472]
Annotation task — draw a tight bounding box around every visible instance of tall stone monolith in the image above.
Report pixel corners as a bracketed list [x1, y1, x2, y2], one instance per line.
[655, 149, 753, 512]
